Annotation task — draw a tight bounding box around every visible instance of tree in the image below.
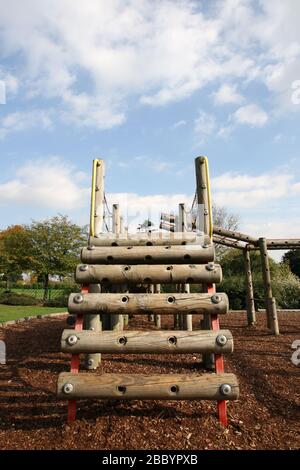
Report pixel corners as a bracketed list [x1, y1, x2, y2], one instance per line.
[0, 225, 32, 289]
[282, 250, 300, 278]
[26, 215, 86, 301]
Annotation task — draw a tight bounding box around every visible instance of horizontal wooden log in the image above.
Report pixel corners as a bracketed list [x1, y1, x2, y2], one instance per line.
[75, 263, 222, 285]
[213, 226, 258, 244]
[61, 329, 233, 354]
[265, 239, 300, 249]
[57, 372, 239, 400]
[213, 235, 246, 250]
[81, 244, 215, 265]
[68, 292, 229, 315]
[161, 213, 176, 223]
[90, 232, 206, 247]
[160, 222, 175, 232]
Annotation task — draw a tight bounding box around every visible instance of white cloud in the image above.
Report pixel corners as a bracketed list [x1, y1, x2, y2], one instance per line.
[213, 84, 244, 105]
[0, 0, 298, 130]
[212, 170, 300, 208]
[233, 104, 268, 127]
[0, 158, 88, 209]
[194, 110, 216, 143]
[0, 110, 52, 138]
[172, 120, 187, 129]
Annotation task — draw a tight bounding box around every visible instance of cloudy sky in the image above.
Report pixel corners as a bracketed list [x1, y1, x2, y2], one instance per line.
[0, 0, 300, 257]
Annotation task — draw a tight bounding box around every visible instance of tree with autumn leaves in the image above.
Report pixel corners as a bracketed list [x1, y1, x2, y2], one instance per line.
[0, 215, 87, 301]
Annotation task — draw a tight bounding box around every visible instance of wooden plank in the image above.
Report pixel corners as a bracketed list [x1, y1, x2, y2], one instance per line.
[61, 329, 234, 354]
[89, 232, 206, 246]
[57, 372, 239, 400]
[81, 244, 215, 265]
[75, 263, 223, 285]
[68, 292, 229, 315]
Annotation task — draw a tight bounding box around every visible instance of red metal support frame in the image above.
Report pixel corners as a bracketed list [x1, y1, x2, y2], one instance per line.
[207, 283, 228, 427]
[67, 285, 89, 422]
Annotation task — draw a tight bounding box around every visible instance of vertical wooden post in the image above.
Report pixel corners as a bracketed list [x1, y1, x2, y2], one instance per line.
[154, 284, 161, 328]
[259, 237, 280, 335]
[148, 284, 155, 322]
[195, 157, 214, 369]
[243, 248, 256, 325]
[85, 159, 104, 369]
[179, 203, 192, 331]
[110, 204, 123, 331]
[84, 284, 102, 369]
[91, 159, 105, 236]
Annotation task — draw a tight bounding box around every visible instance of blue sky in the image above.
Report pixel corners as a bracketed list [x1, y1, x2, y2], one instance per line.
[0, 0, 300, 259]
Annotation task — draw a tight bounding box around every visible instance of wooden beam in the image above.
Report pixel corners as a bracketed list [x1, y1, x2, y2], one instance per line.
[160, 221, 175, 232]
[76, 263, 223, 285]
[213, 226, 258, 244]
[110, 203, 123, 332]
[61, 329, 234, 354]
[81, 244, 215, 265]
[259, 237, 279, 335]
[68, 292, 229, 316]
[195, 156, 210, 236]
[243, 249, 256, 325]
[179, 203, 192, 331]
[213, 235, 247, 250]
[89, 232, 204, 246]
[57, 372, 239, 400]
[90, 159, 105, 236]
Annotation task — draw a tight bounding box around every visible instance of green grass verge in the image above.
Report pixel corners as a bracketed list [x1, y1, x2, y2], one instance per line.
[0, 304, 67, 322]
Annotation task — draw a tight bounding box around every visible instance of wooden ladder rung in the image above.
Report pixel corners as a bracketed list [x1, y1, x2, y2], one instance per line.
[58, 372, 239, 400]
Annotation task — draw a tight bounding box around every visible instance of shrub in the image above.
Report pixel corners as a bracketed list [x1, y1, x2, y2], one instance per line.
[0, 291, 41, 306]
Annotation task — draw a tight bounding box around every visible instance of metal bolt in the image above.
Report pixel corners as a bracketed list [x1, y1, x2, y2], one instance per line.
[211, 294, 222, 304]
[204, 209, 209, 215]
[73, 294, 83, 304]
[206, 262, 215, 271]
[216, 334, 227, 346]
[87, 245, 95, 250]
[88, 358, 94, 366]
[79, 264, 89, 271]
[201, 184, 207, 189]
[89, 327, 95, 331]
[220, 384, 232, 396]
[66, 334, 78, 346]
[202, 243, 211, 249]
[63, 383, 74, 394]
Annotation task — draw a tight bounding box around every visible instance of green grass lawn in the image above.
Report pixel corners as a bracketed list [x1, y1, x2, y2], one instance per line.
[0, 304, 67, 322]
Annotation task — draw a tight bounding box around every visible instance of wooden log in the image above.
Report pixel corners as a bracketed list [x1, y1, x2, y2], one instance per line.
[84, 284, 102, 370]
[266, 239, 300, 247]
[57, 372, 239, 400]
[61, 329, 234, 354]
[154, 284, 161, 328]
[90, 159, 105, 236]
[81, 244, 214, 265]
[243, 249, 256, 325]
[110, 204, 123, 331]
[259, 237, 279, 335]
[68, 292, 229, 316]
[213, 235, 247, 250]
[161, 213, 175, 223]
[89, 232, 205, 246]
[213, 226, 258, 245]
[75, 263, 223, 285]
[160, 221, 175, 232]
[179, 203, 192, 331]
[195, 156, 210, 236]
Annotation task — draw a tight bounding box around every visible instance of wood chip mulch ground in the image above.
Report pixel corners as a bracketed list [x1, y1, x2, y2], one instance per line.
[0, 311, 299, 450]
